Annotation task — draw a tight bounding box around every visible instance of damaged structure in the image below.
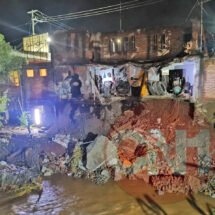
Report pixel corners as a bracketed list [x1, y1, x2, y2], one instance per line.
[50, 19, 215, 103]
[1, 19, 215, 198]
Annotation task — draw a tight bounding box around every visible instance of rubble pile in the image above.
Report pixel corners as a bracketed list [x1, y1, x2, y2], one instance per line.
[110, 100, 209, 142]
[39, 138, 111, 184]
[150, 175, 202, 195]
[0, 133, 12, 160]
[106, 99, 215, 196]
[67, 145, 85, 178]
[194, 102, 209, 126]
[0, 161, 41, 194]
[200, 175, 215, 198]
[40, 152, 68, 177]
[0, 99, 214, 198]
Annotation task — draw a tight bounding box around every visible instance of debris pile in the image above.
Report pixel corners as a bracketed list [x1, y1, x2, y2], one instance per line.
[0, 161, 41, 194]
[200, 175, 215, 198]
[106, 99, 215, 196]
[194, 102, 208, 126]
[0, 99, 214, 198]
[150, 175, 202, 195]
[40, 152, 67, 177]
[0, 133, 12, 160]
[67, 145, 85, 178]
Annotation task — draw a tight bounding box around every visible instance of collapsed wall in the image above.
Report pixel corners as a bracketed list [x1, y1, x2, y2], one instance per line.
[105, 99, 215, 195]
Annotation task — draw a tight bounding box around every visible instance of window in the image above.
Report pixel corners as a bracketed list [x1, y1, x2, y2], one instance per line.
[109, 35, 136, 53]
[26, 69, 34, 78]
[109, 38, 116, 53]
[123, 37, 129, 52]
[40, 68, 48, 77]
[129, 35, 136, 51]
[160, 34, 166, 49]
[153, 34, 158, 51]
[116, 38, 123, 52]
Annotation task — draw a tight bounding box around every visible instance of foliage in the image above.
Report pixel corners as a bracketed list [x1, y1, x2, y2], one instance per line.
[0, 96, 9, 112]
[69, 145, 83, 177]
[19, 111, 29, 127]
[0, 96, 9, 128]
[0, 34, 26, 80]
[15, 178, 42, 197]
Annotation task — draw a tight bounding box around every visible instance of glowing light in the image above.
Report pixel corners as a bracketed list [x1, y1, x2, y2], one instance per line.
[34, 108, 41, 125]
[117, 38, 122, 44]
[47, 37, 52, 43]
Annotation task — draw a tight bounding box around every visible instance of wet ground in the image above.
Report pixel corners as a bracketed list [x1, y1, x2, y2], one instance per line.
[0, 175, 214, 215]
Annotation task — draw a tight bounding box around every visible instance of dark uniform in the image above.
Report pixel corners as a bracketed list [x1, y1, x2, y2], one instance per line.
[70, 74, 82, 123]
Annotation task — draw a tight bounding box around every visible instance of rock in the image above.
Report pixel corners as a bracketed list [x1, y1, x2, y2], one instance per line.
[0, 161, 7, 167]
[157, 190, 165, 196]
[24, 146, 41, 171]
[114, 167, 125, 181]
[52, 134, 71, 148]
[101, 169, 111, 179]
[86, 136, 116, 171]
[41, 166, 54, 176]
[88, 167, 111, 184]
[5, 146, 41, 172]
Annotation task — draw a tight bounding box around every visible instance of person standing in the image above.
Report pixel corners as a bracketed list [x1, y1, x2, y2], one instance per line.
[70, 74, 82, 98]
[69, 74, 82, 123]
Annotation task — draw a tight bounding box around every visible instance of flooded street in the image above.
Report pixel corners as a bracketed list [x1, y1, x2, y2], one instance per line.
[0, 175, 214, 215]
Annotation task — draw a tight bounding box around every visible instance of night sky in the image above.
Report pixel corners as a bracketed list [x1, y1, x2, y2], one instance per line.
[0, 0, 215, 44]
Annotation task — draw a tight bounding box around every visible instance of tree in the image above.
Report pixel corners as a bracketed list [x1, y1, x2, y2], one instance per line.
[0, 34, 25, 80]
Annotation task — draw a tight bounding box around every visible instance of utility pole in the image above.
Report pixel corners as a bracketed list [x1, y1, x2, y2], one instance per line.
[186, 0, 212, 53]
[27, 10, 39, 35]
[200, 0, 203, 53]
[119, 0, 122, 32]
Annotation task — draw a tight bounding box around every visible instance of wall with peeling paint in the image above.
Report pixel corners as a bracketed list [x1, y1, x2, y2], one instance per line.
[51, 27, 186, 65]
[203, 58, 215, 100]
[100, 27, 185, 63]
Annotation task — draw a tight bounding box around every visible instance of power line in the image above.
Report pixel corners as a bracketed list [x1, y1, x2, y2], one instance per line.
[43, 0, 164, 22]
[36, 11, 72, 30]
[48, 0, 140, 19]
[27, 0, 165, 34]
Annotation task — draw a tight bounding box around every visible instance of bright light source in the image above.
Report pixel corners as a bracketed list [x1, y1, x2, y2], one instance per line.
[34, 108, 41, 125]
[117, 38, 122, 44]
[47, 37, 52, 43]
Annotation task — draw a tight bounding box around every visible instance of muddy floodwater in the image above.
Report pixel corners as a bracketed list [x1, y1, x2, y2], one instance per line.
[0, 175, 214, 215]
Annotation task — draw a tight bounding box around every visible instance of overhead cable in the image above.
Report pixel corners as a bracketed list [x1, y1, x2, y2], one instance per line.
[36, 0, 164, 22]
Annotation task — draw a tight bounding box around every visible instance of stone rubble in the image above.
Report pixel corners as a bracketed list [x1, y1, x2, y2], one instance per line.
[0, 161, 41, 193]
[0, 99, 214, 198]
[0, 128, 214, 196]
[0, 133, 12, 160]
[200, 175, 215, 198]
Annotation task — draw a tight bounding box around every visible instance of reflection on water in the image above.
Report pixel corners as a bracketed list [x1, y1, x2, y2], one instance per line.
[0, 175, 214, 215]
[12, 181, 79, 215]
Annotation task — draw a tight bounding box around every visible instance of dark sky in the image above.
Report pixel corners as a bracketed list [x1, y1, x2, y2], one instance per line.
[0, 0, 215, 44]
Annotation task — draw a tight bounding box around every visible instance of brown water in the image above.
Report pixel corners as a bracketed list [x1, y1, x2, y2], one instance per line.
[0, 175, 214, 215]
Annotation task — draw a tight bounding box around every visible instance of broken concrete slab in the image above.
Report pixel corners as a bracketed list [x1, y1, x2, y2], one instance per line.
[86, 135, 118, 171]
